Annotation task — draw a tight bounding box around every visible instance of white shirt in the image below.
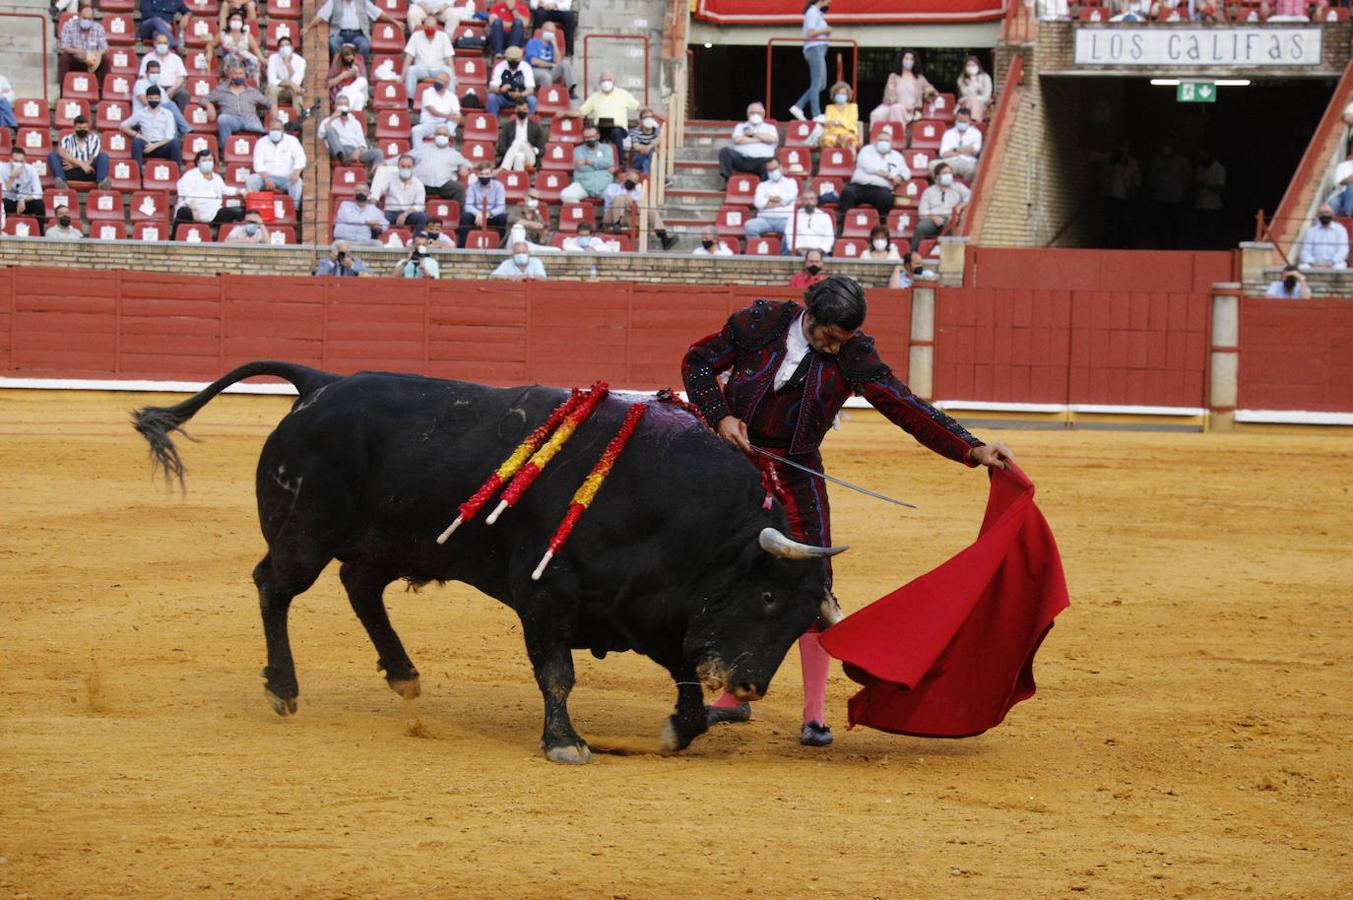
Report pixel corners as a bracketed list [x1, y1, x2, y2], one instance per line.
[753, 175, 798, 217]
[418, 84, 460, 121]
[561, 235, 615, 252]
[337, 76, 368, 111]
[852, 145, 910, 188]
[404, 30, 455, 67]
[774, 310, 810, 391]
[939, 124, 983, 158]
[0, 76, 16, 105]
[1335, 159, 1353, 186]
[323, 112, 369, 148]
[692, 241, 734, 256]
[730, 121, 779, 160]
[176, 168, 237, 221]
[267, 51, 307, 87]
[791, 207, 835, 253]
[1300, 220, 1349, 268]
[252, 132, 307, 179]
[139, 49, 187, 84]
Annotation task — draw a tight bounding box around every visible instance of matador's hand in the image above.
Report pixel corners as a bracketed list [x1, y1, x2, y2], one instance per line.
[969, 442, 1014, 470]
[716, 415, 752, 454]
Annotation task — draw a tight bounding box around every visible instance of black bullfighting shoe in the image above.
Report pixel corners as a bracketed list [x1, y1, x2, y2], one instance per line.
[705, 702, 752, 726]
[800, 721, 833, 747]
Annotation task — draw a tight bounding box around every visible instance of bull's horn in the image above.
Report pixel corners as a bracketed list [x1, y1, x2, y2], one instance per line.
[758, 527, 849, 560]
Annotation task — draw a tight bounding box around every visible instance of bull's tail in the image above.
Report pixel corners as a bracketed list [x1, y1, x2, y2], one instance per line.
[132, 360, 340, 489]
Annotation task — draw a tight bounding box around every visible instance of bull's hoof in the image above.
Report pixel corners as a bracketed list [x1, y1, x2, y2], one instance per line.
[659, 719, 682, 754]
[387, 676, 421, 700]
[544, 742, 593, 765]
[264, 687, 298, 716]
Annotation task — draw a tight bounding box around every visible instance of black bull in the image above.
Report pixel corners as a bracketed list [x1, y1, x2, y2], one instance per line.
[133, 361, 845, 763]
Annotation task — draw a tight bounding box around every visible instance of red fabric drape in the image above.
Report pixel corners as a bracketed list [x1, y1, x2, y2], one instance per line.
[818, 463, 1069, 738]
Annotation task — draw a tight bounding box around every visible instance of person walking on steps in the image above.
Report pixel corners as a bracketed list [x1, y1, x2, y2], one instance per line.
[790, 0, 831, 124]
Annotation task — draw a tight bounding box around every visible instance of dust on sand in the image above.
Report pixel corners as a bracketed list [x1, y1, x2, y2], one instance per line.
[1, 390, 1350, 897]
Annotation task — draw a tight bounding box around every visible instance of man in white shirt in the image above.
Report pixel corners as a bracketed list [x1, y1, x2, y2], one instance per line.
[561, 221, 615, 252]
[841, 134, 909, 219]
[403, 20, 456, 99]
[692, 224, 734, 256]
[788, 189, 835, 255]
[173, 149, 245, 227]
[490, 240, 549, 279]
[411, 123, 469, 201]
[379, 153, 429, 229]
[1327, 155, 1353, 218]
[412, 71, 461, 144]
[245, 114, 306, 205]
[718, 101, 779, 182]
[121, 85, 182, 171]
[321, 100, 383, 168]
[1, 148, 46, 223]
[934, 107, 982, 180]
[1299, 204, 1349, 270]
[743, 158, 799, 245]
[333, 183, 388, 243]
[912, 161, 972, 247]
[138, 39, 188, 108]
[266, 37, 308, 106]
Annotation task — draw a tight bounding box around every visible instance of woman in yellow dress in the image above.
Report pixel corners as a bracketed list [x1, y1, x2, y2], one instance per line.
[820, 80, 860, 149]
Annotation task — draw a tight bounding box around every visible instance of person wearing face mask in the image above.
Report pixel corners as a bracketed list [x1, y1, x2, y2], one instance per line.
[1299, 204, 1349, 270]
[135, 58, 191, 134]
[138, 0, 189, 50]
[218, 0, 259, 32]
[506, 187, 548, 244]
[402, 14, 456, 100]
[683, 276, 1012, 746]
[788, 248, 829, 289]
[458, 162, 508, 245]
[0, 73, 16, 131]
[956, 55, 993, 123]
[46, 204, 85, 241]
[1265, 265, 1311, 299]
[561, 220, 615, 253]
[376, 154, 429, 230]
[325, 43, 370, 111]
[0, 148, 46, 229]
[487, 46, 537, 116]
[742, 158, 800, 251]
[173, 149, 246, 230]
[840, 131, 909, 220]
[49, 115, 111, 190]
[304, 0, 396, 65]
[869, 48, 935, 128]
[525, 21, 575, 95]
[934, 107, 982, 181]
[577, 70, 640, 151]
[205, 63, 271, 152]
[488, 0, 532, 57]
[862, 224, 906, 288]
[393, 232, 442, 278]
[913, 162, 972, 248]
[245, 114, 307, 205]
[206, 13, 263, 83]
[559, 125, 616, 203]
[530, 0, 576, 57]
[788, 0, 832, 123]
[266, 37, 308, 107]
[691, 224, 734, 256]
[718, 102, 779, 183]
[820, 81, 859, 150]
[490, 240, 548, 279]
[411, 124, 470, 201]
[496, 98, 545, 171]
[321, 99, 383, 170]
[624, 107, 661, 175]
[600, 167, 678, 249]
[223, 209, 272, 243]
[59, 4, 110, 83]
[424, 216, 457, 247]
[333, 182, 388, 242]
[412, 72, 462, 144]
[315, 239, 373, 276]
[789, 189, 835, 256]
[121, 85, 183, 171]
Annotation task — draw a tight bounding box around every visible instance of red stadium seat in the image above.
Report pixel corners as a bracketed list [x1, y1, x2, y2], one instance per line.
[376, 0, 408, 16]
[745, 236, 780, 256]
[47, 187, 79, 218]
[462, 111, 498, 143]
[185, 49, 217, 77]
[86, 190, 127, 220]
[0, 130, 8, 154]
[107, 48, 138, 74]
[103, 14, 135, 44]
[223, 132, 259, 163]
[867, 121, 904, 146]
[817, 146, 855, 179]
[53, 98, 90, 129]
[224, 163, 252, 190]
[426, 198, 459, 222]
[260, 195, 297, 225]
[1079, 6, 1107, 21]
[928, 92, 957, 122]
[377, 138, 410, 160]
[183, 16, 219, 47]
[897, 177, 928, 206]
[910, 119, 945, 151]
[267, 225, 298, 244]
[537, 84, 571, 118]
[103, 130, 132, 158]
[809, 176, 842, 205]
[107, 158, 142, 190]
[557, 202, 594, 232]
[101, 73, 134, 102]
[330, 165, 365, 195]
[377, 227, 410, 249]
[370, 22, 404, 53]
[372, 81, 407, 110]
[723, 173, 758, 207]
[777, 147, 812, 178]
[905, 149, 931, 174]
[533, 169, 568, 202]
[715, 205, 748, 238]
[133, 221, 171, 241]
[273, 105, 300, 131]
[887, 208, 915, 239]
[454, 57, 488, 89]
[783, 120, 816, 148]
[375, 109, 411, 139]
[15, 128, 51, 155]
[268, 0, 303, 17]
[452, 21, 484, 46]
[13, 98, 48, 128]
[497, 169, 530, 203]
[142, 159, 180, 191]
[463, 229, 501, 250]
[549, 113, 583, 144]
[2, 216, 40, 237]
[129, 190, 172, 222]
[372, 54, 405, 78]
[102, 0, 136, 16]
[541, 141, 572, 170]
[832, 237, 867, 259]
[31, 155, 53, 187]
[1321, 7, 1350, 21]
[185, 76, 214, 104]
[265, 21, 300, 50]
[62, 72, 99, 101]
[180, 133, 218, 165]
[184, 102, 214, 133]
[841, 206, 878, 237]
[462, 140, 495, 166]
[175, 223, 214, 242]
[411, 78, 436, 111]
[88, 221, 128, 240]
[185, 0, 219, 16]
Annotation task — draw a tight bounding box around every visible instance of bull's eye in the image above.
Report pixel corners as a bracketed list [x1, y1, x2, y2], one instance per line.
[761, 591, 775, 610]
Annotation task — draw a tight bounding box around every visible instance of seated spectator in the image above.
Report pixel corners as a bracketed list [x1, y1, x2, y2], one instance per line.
[174, 150, 245, 229]
[219, 0, 260, 29]
[935, 107, 982, 180]
[956, 56, 993, 123]
[411, 123, 469, 201]
[497, 98, 546, 171]
[488, 47, 536, 116]
[393, 232, 441, 278]
[789, 189, 834, 256]
[1265, 265, 1311, 299]
[743, 158, 799, 245]
[561, 221, 614, 252]
[863, 224, 905, 288]
[508, 186, 550, 245]
[326, 43, 369, 111]
[206, 63, 271, 152]
[902, 249, 935, 281]
[333, 183, 387, 243]
[379, 154, 429, 230]
[821, 82, 860, 150]
[303, 0, 395, 64]
[718, 102, 779, 183]
[1194, 0, 1223, 21]
[525, 21, 574, 94]
[489, 1, 532, 57]
[267, 37, 308, 107]
[321, 99, 382, 169]
[913, 162, 971, 248]
[490, 240, 548, 279]
[625, 108, 661, 175]
[139, 0, 189, 48]
[222, 209, 271, 243]
[49, 115, 111, 189]
[458, 161, 508, 245]
[245, 114, 306, 205]
[47, 204, 84, 240]
[135, 59, 191, 136]
[870, 50, 935, 128]
[140, 38, 191, 113]
[560, 125, 616, 203]
[59, 5, 110, 83]
[408, 0, 455, 30]
[692, 224, 734, 256]
[1328, 154, 1353, 217]
[789, 248, 828, 289]
[601, 168, 677, 249]
[403, 15, 456, 100]
[208, 11, 264, 83]
[315, 239, 372, 276]
[122, 86, 183, 171]
[412, 71, 462, 143]
[1108, 0, 1148, 22]
[578, 72, 640, 153]
[425, 215, 456, 247]
[1299, 205, 1348, 270]
[531, 0, 575, 56]
[0, 73, 14, 130]
[1, 148, 45, 228]
[841, 133, 908, 220]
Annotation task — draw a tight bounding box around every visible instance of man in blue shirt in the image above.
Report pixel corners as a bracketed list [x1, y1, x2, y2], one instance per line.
[139, 0, 189, 48]
[458, 160, 508, 246]
[524, 21, 574, 94]
[559, 125, 615, 203]
[490, 240, 547, 279]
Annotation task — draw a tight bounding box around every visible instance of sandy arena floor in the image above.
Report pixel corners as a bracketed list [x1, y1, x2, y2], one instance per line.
[0, 388, 1350, 898]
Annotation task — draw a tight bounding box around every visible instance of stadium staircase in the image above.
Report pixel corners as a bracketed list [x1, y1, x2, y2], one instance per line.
[0, 0, 58, 100]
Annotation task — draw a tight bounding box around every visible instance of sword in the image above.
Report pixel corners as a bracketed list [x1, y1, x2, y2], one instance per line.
[751, 445, 918, 509]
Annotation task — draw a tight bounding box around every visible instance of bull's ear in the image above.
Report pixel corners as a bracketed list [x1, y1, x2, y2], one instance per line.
[758, 527, 849, 560]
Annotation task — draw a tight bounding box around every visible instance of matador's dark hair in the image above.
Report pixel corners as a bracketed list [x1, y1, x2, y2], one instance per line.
[805, 275, 867, 331]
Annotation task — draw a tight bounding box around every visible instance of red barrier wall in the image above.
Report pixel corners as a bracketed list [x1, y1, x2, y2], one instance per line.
[1237, 298, 1353, 412]
[966, 248, 1234, 295]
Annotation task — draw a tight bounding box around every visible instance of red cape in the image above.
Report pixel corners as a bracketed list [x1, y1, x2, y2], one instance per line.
[818, 463, 1069, 738]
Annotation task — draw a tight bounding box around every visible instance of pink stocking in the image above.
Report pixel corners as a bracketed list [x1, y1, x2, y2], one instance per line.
[799, 631, 830, 725]
[710, 691, 742, 709]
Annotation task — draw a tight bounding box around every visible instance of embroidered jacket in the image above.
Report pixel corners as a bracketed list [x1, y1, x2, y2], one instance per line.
[682, 299, 983, 462]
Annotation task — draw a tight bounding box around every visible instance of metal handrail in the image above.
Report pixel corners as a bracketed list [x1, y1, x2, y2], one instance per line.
[581, 33, 651, 106]
[764, 37, 858, 119]
[958, 53, 1024, 239]
[0, 13, 51, 103]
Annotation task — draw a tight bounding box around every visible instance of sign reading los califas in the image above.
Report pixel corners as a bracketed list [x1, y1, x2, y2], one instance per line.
[1075, 28, 1322, 66]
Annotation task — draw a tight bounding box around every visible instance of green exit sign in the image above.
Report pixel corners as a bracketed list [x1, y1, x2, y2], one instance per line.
[1177, 82, 1216, 103]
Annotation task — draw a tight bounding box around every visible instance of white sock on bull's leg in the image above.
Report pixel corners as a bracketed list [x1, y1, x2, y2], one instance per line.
[799, 631, 830, 726]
